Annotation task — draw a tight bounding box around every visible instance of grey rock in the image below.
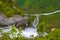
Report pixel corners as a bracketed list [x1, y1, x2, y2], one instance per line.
[0, 14, 5, 21]
[0, 14, 29, 28]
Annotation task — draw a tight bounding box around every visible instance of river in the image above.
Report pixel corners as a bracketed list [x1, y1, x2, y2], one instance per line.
[0, 10, 60, 38]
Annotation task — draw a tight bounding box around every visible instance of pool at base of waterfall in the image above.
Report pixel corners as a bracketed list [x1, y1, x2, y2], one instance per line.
[21, 27, 38, 38]
[0, 26, 38, 38]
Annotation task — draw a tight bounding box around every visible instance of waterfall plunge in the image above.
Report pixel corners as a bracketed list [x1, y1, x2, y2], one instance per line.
[21, 16, 39, 38]
[33, 16, 39, 28]
[21, 9, 60, 38]
[1, 10, 60, 38]
[0, 16, 39, 38]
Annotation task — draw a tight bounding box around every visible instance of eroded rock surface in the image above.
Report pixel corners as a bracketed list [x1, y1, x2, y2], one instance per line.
[0, 14, 29, 28]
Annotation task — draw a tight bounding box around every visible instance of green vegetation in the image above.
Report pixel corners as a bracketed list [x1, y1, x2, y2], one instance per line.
[29, 16, 36, 26]
[37, 22, 46, 33]
[16, 0, 60, 13]
[39, 12, 60, 28]
[0, 0, 60, 40]
[0, 25, 60, 40]
[0, 0, 60, 17]
[0, 25, 26, 40]
[36, 12, 60, 33]
[0, 0, 24, 17]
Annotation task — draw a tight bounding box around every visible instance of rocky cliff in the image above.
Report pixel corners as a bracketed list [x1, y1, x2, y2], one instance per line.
[0, 14, 29, 28]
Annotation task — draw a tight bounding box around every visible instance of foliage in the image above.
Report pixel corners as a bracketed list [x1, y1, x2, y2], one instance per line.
[18, 27, 23, 32]
[16, 0, 60, 14]
[29, 16, 35, 26]
[37, 22, 46, 33]
[1, 0, 58, 15]
[41, 29, 60, 40]
[0, 0, 60, 40]
[0, 25, 26, 40]
[28, 28, 60, 40]
[0, 25, 60, 40]
[39, 12, 60, 29]
[0, 0, 24, 17]
[2, 33, 11, 40]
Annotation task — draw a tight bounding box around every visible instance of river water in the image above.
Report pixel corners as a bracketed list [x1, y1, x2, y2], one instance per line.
[0, 10, 60, 38]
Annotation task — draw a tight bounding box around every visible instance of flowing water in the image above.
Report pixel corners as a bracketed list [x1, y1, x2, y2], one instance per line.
[0, 10, 60, 38]
[30, 10, 60, 16]
[21, 27, 38, 38]
[21, 15, 39, 38]
[33, 16, 39, 28]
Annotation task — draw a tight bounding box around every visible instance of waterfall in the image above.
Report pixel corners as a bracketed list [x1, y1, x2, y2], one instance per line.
[31, 10, 60, 28]
[0, 10, 60, 38]
[30, 10, 60, 16]
[33, 16, 39, 28]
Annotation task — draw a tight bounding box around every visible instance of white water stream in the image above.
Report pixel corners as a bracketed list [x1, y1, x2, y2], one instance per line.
[0, 10, 60, 38]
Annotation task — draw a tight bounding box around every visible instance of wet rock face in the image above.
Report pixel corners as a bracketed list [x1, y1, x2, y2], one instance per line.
[0, 14, 29, 28]
[15, 19, 29, 29]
